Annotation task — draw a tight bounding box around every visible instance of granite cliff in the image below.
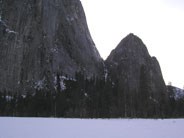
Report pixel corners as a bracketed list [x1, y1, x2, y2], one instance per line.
[0, 0, 103, 93]
[0, 0, 174, 118]
[105, 33, 168, 116]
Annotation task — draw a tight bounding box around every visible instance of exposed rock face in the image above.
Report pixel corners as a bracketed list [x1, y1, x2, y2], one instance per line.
[0, 0, 103, 92]
[106, 33, 168, 116]
[0, 0, 176, 117]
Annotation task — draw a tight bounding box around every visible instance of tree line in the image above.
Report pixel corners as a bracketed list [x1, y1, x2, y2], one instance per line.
[0, 72, 184, 118]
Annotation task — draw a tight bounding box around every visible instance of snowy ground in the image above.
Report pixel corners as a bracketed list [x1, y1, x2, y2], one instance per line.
[0, 117, 184, 138]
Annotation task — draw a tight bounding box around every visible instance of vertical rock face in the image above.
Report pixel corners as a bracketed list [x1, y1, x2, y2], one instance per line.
[0, 0, 170, 117]
[106, 33, 168, 116]
[0, 0, 103, 93]
[106, 33, 165, 91]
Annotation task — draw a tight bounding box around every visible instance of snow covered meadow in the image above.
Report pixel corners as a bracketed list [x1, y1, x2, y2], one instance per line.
[0, 117, 184, 138]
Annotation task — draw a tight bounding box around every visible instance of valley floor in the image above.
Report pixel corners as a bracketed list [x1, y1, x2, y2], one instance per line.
[0, 117, 183, 138]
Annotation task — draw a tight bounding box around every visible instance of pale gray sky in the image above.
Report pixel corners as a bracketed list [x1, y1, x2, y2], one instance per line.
[81, 0, 184, 89]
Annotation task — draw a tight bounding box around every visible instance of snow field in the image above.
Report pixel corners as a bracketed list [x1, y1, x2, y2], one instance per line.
[0, 117, 184, 138]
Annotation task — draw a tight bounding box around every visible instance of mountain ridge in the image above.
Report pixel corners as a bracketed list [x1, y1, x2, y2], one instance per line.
[1, 0, 183, 118]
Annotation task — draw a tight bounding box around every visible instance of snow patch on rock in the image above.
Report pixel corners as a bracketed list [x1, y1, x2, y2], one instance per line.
[34, 78, 46, 90]
[173, 87, 184, 100]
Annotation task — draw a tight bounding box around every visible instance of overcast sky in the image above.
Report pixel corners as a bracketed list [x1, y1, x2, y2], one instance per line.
[81, 0, 184, 89]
